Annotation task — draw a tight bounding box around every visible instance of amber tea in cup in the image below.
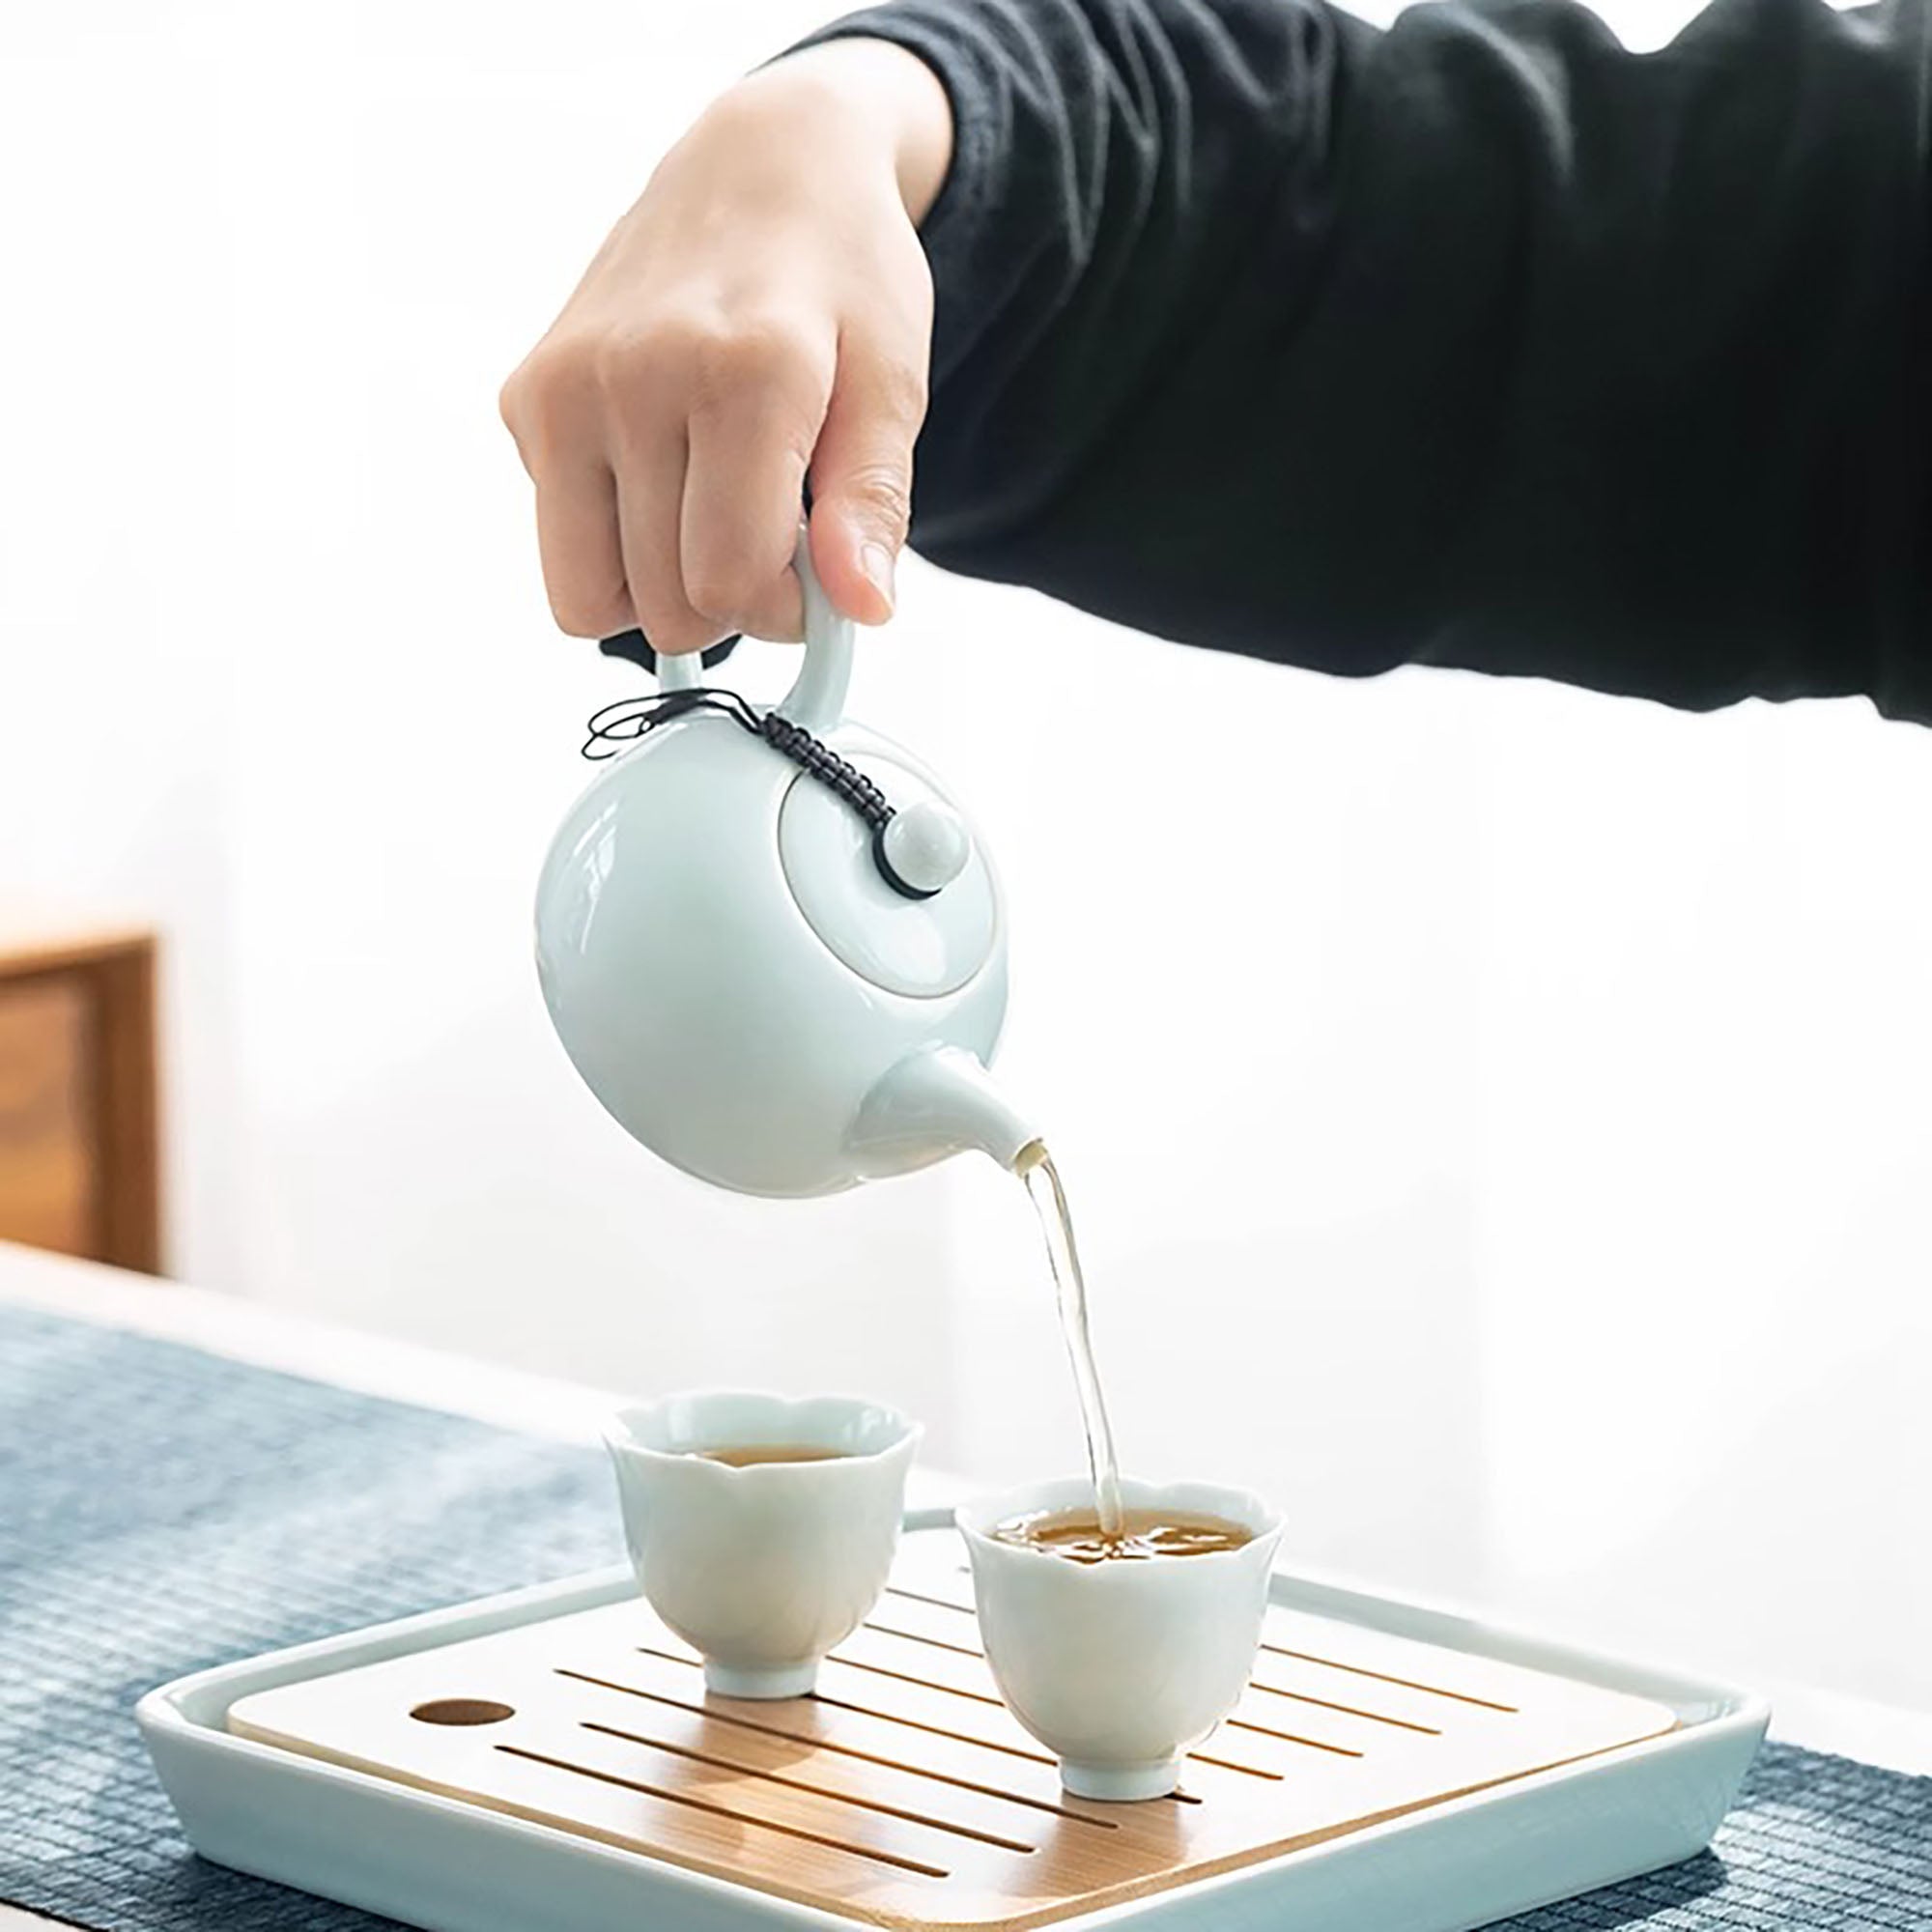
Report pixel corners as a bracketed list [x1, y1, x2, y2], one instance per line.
[991, 1506, 1254, 1565]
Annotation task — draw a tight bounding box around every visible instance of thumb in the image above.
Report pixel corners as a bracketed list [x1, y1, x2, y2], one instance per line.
[808, 341, 926, 624]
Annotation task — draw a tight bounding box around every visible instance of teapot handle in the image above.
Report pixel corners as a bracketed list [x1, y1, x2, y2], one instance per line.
[653, 528, 851, 726]
[775, 528, 853, 734]
[654, 645, 705, 694]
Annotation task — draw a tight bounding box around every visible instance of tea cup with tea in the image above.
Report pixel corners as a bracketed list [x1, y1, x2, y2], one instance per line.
[957, 1475, 1283, 1800]
[604, 1389, 920, 1698]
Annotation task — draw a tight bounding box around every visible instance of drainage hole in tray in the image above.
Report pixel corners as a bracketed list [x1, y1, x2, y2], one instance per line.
[412, 1698, 516, 1726]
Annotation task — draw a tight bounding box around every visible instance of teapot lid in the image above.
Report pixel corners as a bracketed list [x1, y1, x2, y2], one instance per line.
[778, 746, 997, 999]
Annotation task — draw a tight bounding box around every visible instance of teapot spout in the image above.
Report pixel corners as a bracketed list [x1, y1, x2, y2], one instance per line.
[849, 1047, 1039, 1180]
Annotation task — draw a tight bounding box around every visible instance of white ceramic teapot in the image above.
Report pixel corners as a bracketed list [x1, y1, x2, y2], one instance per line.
[534, 536, 1036, 1198]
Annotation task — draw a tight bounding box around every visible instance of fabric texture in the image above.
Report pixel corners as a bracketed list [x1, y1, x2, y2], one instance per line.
[796, 0, 1932, 724]
[2, 1302, 1928, 1929]
[0, 1304, 620, 1930]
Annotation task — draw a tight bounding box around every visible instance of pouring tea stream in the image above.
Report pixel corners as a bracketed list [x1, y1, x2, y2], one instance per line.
[535, 536, 1124, 1539]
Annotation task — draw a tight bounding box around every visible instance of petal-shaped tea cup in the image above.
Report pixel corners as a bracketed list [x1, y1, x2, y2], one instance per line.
[605, 1389, 920, 1698]
[957, 1475, 1282, 1800]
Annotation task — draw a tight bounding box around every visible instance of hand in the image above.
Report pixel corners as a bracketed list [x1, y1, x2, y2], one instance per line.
[498, 40, 952, 654]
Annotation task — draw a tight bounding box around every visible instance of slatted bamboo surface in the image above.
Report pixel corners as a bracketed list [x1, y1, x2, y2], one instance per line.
[227, 1543, 1677, 1930]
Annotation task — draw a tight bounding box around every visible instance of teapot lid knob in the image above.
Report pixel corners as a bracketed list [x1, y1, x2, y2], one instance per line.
[874, 801, 970, 899]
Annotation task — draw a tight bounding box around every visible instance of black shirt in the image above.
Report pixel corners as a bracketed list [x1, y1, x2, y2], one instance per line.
[800, 0, 1932, 724]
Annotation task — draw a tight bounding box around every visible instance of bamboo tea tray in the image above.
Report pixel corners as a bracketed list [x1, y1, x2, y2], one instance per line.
[139, 1516, 1767, 1932]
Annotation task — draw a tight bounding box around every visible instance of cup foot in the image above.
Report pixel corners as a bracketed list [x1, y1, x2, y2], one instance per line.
[1060, 1757, 1181, 1802]
[703, 1659, 819, 1700]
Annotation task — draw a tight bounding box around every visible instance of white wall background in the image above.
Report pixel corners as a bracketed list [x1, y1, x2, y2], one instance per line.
[4, 0, 1925, 1735]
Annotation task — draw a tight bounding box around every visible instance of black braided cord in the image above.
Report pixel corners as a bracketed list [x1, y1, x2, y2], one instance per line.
[583, 687, 898, 838]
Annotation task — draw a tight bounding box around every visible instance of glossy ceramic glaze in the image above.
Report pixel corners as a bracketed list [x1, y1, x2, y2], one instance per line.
[534, 535, 1035, 1197]
[958, 1476, 1284, 1801]
[604, 1389, 919, 1698]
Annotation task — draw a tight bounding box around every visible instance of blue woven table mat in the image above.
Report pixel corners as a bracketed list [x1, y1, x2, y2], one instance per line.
[2, 1302, 1927, 1929]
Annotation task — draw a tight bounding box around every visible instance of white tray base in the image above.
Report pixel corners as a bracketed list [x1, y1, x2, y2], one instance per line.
[139, 1520, 1767, 1932]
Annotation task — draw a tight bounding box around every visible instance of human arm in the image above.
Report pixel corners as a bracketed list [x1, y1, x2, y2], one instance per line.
[502, 0, 1932, 724]
[796, 0, 1932, 724]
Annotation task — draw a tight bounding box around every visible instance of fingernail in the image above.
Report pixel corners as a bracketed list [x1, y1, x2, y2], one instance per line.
[860, 541, 896, 611]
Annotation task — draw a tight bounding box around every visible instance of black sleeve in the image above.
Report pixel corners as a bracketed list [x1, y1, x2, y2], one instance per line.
[795, 0, 1932, 725]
